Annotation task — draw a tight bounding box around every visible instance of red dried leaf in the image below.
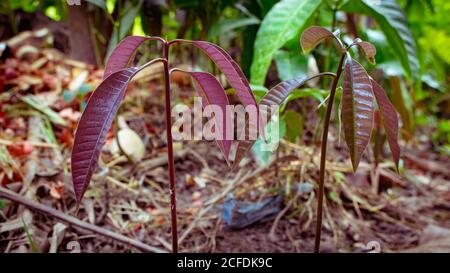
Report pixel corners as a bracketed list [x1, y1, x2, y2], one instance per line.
[56, 127, 74, 149]
[0, 76, 5, 93]
[49, 181, 65, 199]
[5, 68, 19, 80]
[7, 141, 33, 157]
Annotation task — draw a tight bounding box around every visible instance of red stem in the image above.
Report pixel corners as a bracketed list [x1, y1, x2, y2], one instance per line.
[163, 41, 178, 253]
[314, 52, 346, 253]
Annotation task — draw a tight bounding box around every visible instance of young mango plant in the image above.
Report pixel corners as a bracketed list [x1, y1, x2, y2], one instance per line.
[299, 26, 400, 252]
[70, 34, 335, 253]
[70, 36, 260, 253]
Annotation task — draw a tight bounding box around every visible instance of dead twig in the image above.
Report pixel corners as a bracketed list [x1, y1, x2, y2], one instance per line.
[404, 152, 450, 176]
[137, 149, 188, 171]
[0, 186, 167, 253]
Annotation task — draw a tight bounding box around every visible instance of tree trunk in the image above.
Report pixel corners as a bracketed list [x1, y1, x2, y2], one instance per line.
[67, 2, 97, 65]
[142, 0, 163, 36]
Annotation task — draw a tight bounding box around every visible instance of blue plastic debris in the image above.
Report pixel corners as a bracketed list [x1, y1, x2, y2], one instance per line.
[222, 194, 284, 230]
[296, 182, 314, 194]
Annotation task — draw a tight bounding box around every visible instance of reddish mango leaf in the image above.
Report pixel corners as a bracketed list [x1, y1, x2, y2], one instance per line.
[104, 36, 160, 79]
[180, 70, 232, 163]
[174, 40, 257, 108]
[71, 64, 148, 205]
[342, 57, 375, 171]
[354, 40, 377, 64]
[371, 79, 400, 169]
[374, 109, 382, 129]
[300, 26, 339, 53]
[177, 40, 259, 165]
[232, 73, 335, 168]
[232, 79, 303, 168]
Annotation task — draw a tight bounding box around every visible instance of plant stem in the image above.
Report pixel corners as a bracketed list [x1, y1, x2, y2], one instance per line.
[374, 122, 381, 169]
[163, 41, 178, 253]
[314, 52, 346, 253]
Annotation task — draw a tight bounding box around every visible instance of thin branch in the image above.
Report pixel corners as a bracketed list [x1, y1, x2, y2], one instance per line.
[0, 187, 167, 253]
[162, 41, 178, 253]
[314, 52, 347, 253]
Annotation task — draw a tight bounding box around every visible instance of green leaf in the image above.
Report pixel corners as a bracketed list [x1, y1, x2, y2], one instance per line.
[9, 0, 39, 12]
[44, 6, 61, 21]
[22, 218, 40, 253]
[341, 57, 375, 171]
[274, 50, 307, 81]
[250, 0, 322, 85]
[283, 110, 303, 142]
[378, 61, 403, 77]
[208, 17, 260, 38]
[342, 0, 419, 78]
[250, 84, 269, 103]
[20, 95, 67, 126]
[285, 88, 327, 105]
[251, 114, 286, 167]
[85, 0, 107, 11]
[258, 0, 279, 16]
[0, 199, 5, 209]
[389, 76, 414, 137]
[106, 0, 143, 59]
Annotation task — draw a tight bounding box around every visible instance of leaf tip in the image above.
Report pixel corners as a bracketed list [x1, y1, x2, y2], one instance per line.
[351, 157, 360, 173]
[74, 202, 81, 215]
[393, 154, 400, 173]
[72, 180, 84, 209]
[301, 46, 312, 54]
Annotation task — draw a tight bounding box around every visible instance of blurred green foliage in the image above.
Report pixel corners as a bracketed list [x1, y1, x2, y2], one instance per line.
[1, 0, 448, 155]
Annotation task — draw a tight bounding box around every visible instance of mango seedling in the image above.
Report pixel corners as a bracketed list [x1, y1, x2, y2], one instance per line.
[300, 26, 400, 252]
[70, 36, 262, 253]
[70, 33, 337, 253]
